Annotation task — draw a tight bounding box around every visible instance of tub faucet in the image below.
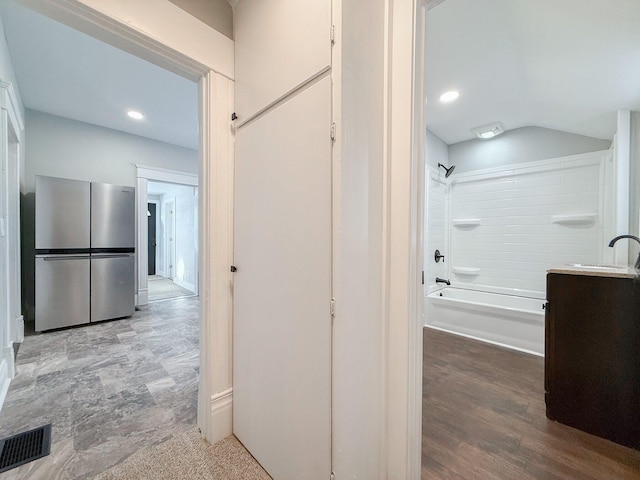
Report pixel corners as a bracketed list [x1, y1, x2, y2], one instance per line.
[435, 277, 451, 285]
[608, 235, 640, 269]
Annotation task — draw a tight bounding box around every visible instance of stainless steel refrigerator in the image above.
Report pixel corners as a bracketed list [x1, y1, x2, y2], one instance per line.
[35, 176, 135, 331]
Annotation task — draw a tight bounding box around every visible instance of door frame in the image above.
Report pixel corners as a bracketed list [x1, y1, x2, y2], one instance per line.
[19, 0, 236, 445]
[0, 80, 24, 411]
[163, 197, 176, 280]
[135, 166, 198, 304]
[146, 199, 160, 276]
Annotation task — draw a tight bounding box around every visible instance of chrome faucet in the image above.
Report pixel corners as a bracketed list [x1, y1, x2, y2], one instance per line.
[608, 235, 640, 269]
[435, 277, 451, 285]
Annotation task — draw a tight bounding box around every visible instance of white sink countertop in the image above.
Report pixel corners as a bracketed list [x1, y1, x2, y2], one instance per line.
[548, 264, 638, 279]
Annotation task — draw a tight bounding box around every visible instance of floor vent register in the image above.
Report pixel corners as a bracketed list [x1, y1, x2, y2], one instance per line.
[0, 424, 51, 473]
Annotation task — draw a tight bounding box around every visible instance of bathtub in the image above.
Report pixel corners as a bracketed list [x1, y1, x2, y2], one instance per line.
[425, 287, 545, 356]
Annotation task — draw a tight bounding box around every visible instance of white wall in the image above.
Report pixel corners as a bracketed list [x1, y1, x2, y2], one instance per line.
[24, 109, 197, 193]
[168, 0, 233, 39]
[425, 128, 447, 170]
[332, 0, 386, 476]
[424, 129, 449, 295]
[158, 183, 197, 291]
[449, 126, 611, 173]
[424, 168, 448, 294]
[629, 112, 640, 263]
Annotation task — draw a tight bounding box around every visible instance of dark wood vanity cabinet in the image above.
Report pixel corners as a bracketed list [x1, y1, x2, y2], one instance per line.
[545, 273, 640, 450]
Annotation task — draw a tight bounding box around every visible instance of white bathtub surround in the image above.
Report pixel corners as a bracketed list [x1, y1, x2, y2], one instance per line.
[423, 149, 616, 356]
[424, 167, 449, 294]
[425, 287, 545, 356]
[448, 150, 614, 296]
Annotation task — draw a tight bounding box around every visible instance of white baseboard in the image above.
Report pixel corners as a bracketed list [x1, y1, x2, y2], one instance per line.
[137, 288, 149, 306]
[14, 315, 24, 344]
[3, 345, 15, 379]
[208, 388, 233, 444]
[174, 279, 196, 293]
[0, 359, 10, 411]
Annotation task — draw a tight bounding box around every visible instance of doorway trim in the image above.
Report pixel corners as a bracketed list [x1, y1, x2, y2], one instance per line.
[163, 197, 176, 281]
[21, 0, 236, 445]
[0, 79, 24, 410]
[136, 165, 198, 305]
[146, 199, 160, 276]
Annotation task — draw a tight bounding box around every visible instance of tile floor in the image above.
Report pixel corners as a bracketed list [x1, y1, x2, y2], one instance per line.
[0, 296, 199, 479]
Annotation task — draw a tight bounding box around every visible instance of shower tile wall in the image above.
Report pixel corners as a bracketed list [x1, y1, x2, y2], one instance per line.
[449, 151, 612, 296]
[424, 168, 448, 294]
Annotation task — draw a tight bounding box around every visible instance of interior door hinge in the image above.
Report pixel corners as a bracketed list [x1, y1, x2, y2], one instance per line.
[330, 122, 336, 142]
[330, 25, 336, 45]
[330, 298, 336, 318]
[422, 271, 424, 285]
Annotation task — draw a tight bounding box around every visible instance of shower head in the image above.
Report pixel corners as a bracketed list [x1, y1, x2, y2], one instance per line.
[438, 163, 456, 178]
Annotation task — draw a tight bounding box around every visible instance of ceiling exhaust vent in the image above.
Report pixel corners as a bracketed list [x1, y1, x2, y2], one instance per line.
[471, 122, 504, 139]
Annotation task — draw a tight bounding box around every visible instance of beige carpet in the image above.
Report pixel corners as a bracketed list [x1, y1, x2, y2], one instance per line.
[93, 428, 271, 480]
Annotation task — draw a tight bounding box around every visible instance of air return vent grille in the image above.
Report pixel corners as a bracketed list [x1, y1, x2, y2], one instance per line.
[0, 424, 51, 473]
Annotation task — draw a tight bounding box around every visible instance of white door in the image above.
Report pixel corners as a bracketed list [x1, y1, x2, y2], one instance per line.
[166, 200, 175, 279]
[233, 76, 332, 479]
[234, 0, 331, 121]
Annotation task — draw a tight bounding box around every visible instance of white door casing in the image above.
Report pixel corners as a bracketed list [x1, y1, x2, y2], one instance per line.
[165, 198, 176, 280]
[0, 80, 24, 410]
[135, 165, 198, 306]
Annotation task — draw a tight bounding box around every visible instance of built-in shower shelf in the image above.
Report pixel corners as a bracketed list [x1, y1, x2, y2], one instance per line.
[550, 213, 597, 226]
[452, 218, 481, 227]
[452, 266, 481, 275]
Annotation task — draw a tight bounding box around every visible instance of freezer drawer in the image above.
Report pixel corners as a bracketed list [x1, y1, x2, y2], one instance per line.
[91, 183, 135, 249]
[36, 255, 90, 331]
[36, 176, 90, 250]
[91, 254, 135, 322]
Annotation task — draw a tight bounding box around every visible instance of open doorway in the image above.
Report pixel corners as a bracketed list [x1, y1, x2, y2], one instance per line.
[0, 1, 225, 476]
[147, 180, 198, 302]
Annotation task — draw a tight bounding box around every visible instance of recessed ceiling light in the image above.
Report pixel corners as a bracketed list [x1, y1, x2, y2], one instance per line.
[127, 110, 144, 120]
[471, 122, 504, 139]
[439, 91, 460, 103]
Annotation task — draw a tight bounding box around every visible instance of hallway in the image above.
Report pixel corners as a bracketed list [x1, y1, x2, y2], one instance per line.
[0, 297, 199, 479]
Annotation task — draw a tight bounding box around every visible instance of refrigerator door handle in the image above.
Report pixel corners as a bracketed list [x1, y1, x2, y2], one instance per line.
[91, 254, 133, 259]
[42, 255, 90, 261]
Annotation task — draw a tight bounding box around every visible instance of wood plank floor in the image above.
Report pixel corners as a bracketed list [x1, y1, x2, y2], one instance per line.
[422, 328, 640, 479]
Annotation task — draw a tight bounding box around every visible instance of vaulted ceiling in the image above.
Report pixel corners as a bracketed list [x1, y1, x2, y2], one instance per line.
[0, 0, 198, 150]
[425, 0, 640, 145]
[2, 0, 638, 150]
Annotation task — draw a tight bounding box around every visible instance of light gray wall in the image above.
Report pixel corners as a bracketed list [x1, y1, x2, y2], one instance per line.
[169, 0, 233, 39]
[21, 109, 197, 321]
[24, 109, 197, 193]
[0, 13, 23, 117]
[156, 183, 198, 291]
[425, 128, 448, 169]
[448, 126, 611, 173]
